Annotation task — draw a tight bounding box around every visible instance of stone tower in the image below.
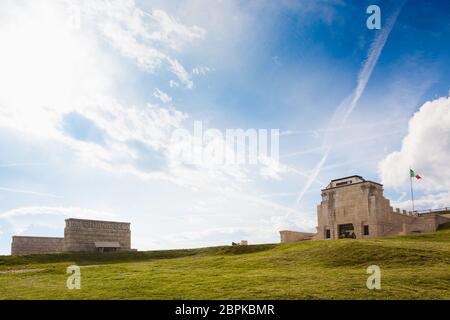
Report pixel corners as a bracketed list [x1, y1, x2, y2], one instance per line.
[315, 175, 449, 240]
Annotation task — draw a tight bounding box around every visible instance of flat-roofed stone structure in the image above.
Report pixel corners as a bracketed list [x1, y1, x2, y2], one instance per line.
[280, 175, 450, 242]
[64, 218, 131, 252]
[11, 218, 132, 255]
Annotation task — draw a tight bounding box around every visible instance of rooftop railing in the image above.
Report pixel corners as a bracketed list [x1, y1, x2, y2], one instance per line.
[415, 207, 450, 216]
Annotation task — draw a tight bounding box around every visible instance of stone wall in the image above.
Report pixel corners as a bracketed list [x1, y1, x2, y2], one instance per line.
[64, 218, 131, 252]
[11, 236, 64, 255]
[279, 231, 314, 243]
[402, 213, 450, 234]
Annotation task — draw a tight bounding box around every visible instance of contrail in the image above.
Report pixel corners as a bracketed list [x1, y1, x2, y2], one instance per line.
[280, 117, 408, 136]
[0, 187, 62, 198]
[0, 162, 46, 168]
[296, 2, 406, 205]
[282, 129, 404, 158]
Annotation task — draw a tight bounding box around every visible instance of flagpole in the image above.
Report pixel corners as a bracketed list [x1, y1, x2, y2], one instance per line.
[410, 172, 415, 212]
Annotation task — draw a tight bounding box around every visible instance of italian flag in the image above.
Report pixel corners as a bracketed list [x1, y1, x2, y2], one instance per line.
[410, 169, 422, 180]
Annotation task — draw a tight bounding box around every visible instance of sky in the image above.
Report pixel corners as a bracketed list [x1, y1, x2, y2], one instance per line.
[0, 0, 450, 255]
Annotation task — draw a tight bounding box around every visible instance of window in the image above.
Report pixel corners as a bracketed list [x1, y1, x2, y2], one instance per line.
[363, 225, 369, 236]
[325, 229, 331, 239]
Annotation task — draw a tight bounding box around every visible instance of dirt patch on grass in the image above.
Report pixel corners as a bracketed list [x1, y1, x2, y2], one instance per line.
[0, 268, 46, 274]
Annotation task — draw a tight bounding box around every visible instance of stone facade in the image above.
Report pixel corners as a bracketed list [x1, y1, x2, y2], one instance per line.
[11, 218, 132, 255]
[280, 175, 450, 242]
[11, 236, 64, 255]
[64, 218, 131, 252]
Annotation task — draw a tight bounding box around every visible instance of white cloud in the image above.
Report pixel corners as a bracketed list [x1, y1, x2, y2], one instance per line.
[153, 88, 172, 103]
[379, 94, 450, 207]
[0, 1, 203, 185]
[0, 187, 61, 199]
[0, 2, 191, 183]
[0, 206, 120, 237]
[259, 157, 289, 180]
[0, 206, 116, 220]
[169, 80, 180, 88]
[270, 213, 316, 233]
[192, 66, 214, 76]
[148, 9, 206, 50]
[167, 58, 194, 89]
[392, 192, 450, 211]
[76, 1, 204, 88]
[62, 97, 193, 184]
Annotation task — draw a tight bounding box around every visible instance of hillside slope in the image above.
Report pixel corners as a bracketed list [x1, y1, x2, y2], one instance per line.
[1, 229, 449, 299]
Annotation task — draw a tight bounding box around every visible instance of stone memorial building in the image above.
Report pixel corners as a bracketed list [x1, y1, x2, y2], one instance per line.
[280, 175, 450, 242]
[11, 218, 132, 255]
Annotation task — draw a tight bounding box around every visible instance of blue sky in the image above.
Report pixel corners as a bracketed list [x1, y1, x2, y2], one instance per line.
[1, 0, 450, 254]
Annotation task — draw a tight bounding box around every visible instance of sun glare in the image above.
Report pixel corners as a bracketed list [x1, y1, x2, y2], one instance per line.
[0, 2, 111, 137]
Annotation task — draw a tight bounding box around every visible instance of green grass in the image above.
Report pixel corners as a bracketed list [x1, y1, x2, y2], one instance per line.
[1, 229, 449, 300]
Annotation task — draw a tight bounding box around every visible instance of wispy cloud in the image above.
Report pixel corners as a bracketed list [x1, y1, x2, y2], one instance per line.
[192, 66, 214, 76]
[0, 206, 119, 237]
[280, 117, 409, 137]
[0, 206, 117, 220]
[153, 88, 172, 103]
[0, 162, 47, 168]
[78, 1, 205, 88]
[0, 187, 62, 198]
[283, 129, 404, 158]
[167, 58, 194, 89]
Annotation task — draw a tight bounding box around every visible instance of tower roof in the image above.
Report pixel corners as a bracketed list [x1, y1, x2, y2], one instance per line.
[323, 175, 382, 191]
[330, 175, 364, 182]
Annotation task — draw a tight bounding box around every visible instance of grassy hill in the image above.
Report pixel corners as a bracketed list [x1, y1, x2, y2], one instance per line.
[1, 228, 449, 300]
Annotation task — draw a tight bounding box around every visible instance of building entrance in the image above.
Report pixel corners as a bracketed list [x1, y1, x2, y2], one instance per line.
[338, 223, 356, 239]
